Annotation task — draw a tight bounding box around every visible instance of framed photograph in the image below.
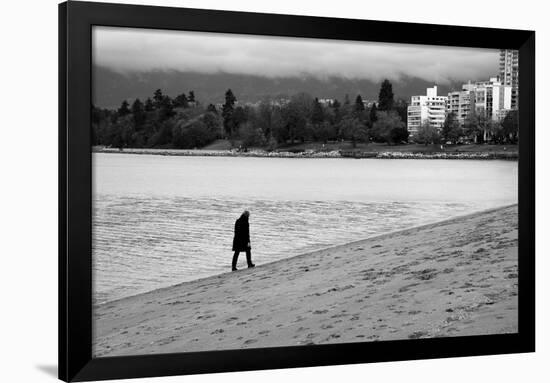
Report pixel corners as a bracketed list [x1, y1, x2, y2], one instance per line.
[59, 1, 535, 381]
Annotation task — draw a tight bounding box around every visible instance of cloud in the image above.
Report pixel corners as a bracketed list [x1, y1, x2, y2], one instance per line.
[92, 26, 499, 84]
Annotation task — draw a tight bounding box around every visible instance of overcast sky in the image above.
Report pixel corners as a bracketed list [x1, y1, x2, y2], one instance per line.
[92, 26, 499, 84]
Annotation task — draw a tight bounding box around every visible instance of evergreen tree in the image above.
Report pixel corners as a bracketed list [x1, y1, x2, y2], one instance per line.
[188, 90, 195, 103]
[378, 79, 394, 111]
[174, 93, 189, 108]
[222, 89, 237, 136]
[153, 89, 164, 108]
[158, 95, 174, 120]
[117, 100, 130, 116]
[354, 95, 365, 113]
[311, 98, 324, 126]
[131, 98, 146, 129]
[332, 99, 342, 124]
[144, 97, 154, 112]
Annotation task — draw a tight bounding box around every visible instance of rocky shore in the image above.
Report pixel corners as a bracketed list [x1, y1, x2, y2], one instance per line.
[94, 147, 518, 160]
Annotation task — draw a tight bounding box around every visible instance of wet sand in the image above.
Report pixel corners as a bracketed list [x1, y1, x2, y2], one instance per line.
[93, 205, 518, 357]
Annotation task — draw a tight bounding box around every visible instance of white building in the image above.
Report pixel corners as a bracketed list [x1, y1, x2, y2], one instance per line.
[446, 78, 513, 127]
[318, 98, 334, 106]
[407, 86, 448, 135]
[473, 77, 513, 122]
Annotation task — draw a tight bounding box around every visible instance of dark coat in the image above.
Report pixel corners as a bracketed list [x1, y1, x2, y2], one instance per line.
[232, 215, 250, 251]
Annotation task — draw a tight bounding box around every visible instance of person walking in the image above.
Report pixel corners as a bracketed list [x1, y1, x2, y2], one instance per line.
[232, 210, 255, 271]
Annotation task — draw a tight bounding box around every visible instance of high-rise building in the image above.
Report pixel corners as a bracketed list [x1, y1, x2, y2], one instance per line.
[407, 86, 447, 135]
[499, 49, 519, 109]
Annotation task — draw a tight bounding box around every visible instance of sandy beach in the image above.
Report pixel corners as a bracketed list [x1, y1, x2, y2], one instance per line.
[93, 205, 518, 357]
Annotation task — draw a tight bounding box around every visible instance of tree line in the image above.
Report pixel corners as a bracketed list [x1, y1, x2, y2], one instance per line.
[92, 80, 519, 150]
[92, 80, 411, 150]
[92, 88, 224, 149]
[219, 79, 409, 149]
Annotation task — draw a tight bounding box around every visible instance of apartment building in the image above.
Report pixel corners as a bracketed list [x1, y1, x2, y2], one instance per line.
[473, 77, 513, 121]
[447, 82, 475, 126]
[446, 77, 512, 127]
[407, 86, 447, 135]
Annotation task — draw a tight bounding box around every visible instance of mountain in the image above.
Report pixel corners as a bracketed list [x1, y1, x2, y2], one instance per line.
[93, 66, 465, 109]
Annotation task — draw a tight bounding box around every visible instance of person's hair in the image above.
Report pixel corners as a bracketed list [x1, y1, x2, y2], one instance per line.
[242, 210, 250, 217]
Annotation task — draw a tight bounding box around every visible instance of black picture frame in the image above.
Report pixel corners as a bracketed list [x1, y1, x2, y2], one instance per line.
[59, 1, 535, 381]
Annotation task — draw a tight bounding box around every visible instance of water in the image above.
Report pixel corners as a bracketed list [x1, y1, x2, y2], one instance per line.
[92, 154, 518, 304]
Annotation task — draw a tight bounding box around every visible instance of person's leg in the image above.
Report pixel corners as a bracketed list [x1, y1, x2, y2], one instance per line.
[232, 251, 240, 271]
[246, 249, 254, 268]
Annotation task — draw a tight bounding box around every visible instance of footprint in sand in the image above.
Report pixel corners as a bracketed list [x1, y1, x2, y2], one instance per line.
[157, 336, 178, 346]
[408, 331, 429, 339]
[313, 309, 329, 315]
[330, 313, 348, 319]
[243, 339, 258, 345]
[325, 334, 341, 341]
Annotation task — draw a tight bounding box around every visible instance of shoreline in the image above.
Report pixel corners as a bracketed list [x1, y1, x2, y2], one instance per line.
[94, 205, 518, 357]
[93, 147, 518, 160]
[95, 203, 517, 308]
